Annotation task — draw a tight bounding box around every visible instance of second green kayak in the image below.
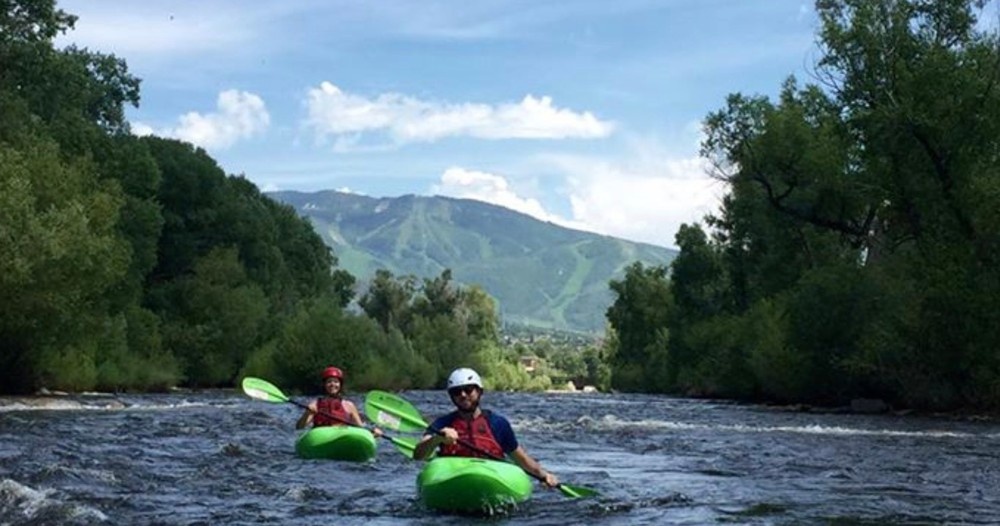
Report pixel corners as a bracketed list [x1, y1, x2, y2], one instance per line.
[417, 457, 533, 514]
[294, 426, 377, 461]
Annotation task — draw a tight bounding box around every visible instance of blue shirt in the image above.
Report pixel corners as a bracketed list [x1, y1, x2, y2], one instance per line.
[427, 410, 519, 454]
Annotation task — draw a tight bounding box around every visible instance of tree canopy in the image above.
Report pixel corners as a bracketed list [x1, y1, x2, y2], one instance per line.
[606, 0, 1000, 411]
[0, 0, 522, 395]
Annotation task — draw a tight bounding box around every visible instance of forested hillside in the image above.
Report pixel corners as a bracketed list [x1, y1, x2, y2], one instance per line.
[270, 190, 677, 332]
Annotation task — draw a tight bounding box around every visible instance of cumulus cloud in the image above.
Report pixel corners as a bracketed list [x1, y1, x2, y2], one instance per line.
[133, 90, 270, 150]
[549, 151, 722, 248]
[432, 139, 723, 249]
[305, 82, 613, 147]
[431, 167, 587, 229]
[130, 122, 155, 137]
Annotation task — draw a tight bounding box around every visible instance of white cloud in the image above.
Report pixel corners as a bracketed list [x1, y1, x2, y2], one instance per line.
[571, 162, 720, 247]
[304, 82, 613, 147]
[130, 122, 155, 137]
[432, 167, 593, 231]
[432, 136, 724, 248]
[135, 90, 270, 150]
[548, 149, 722, 248]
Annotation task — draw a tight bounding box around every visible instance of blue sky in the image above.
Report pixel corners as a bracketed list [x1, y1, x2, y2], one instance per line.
[56, 0, 819, 248]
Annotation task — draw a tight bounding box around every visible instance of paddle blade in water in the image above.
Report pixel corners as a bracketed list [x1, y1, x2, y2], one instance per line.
[387, 436, 424, 459]
[558, 483, 599, 498]
[364, 390, 429, 433]
[241, 377, 289, 404]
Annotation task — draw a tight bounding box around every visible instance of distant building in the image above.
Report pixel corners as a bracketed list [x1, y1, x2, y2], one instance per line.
[519, 356, 539, 373]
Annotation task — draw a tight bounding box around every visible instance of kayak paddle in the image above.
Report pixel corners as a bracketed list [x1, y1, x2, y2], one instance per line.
[241, 376, 418, 459]
[365, 389, 437, 434]
[363, 389, 599, 498]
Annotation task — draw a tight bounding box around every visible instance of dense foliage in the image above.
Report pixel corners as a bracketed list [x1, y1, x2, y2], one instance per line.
[0, 0, 352, 393]
[606, 0, 1000, 411]
[0, 0, 578, 396]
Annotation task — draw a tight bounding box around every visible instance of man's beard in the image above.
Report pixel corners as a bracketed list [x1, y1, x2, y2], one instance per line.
[456, 399, 479, 415]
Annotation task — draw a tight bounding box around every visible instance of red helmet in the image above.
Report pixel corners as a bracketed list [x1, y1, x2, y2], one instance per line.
[322, 366, 344, 380]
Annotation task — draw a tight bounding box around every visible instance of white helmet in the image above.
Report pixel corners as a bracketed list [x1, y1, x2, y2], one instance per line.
[446, 368, 483, 390]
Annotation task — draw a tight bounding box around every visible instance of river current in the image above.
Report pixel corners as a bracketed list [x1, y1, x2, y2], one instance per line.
[1, 389, 998, 525]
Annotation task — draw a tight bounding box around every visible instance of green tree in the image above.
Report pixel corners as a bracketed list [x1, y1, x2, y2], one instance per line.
[456, 284, 500, 344]
[162, 247, 268, 386]
[691, 0, 1000, 409]
[605, 262, 673, 392]
[413, 269, 459, 319]
[582, 346, 612, 391]
[0, 0, 353, 394]
[0, 138, 128, 392]
[410, 314, 480, 385]
[359, 269, 416, 332]
[265, 298, 382, 393]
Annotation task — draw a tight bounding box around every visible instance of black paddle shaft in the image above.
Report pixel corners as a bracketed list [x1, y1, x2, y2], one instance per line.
[292, 399, 360, 428]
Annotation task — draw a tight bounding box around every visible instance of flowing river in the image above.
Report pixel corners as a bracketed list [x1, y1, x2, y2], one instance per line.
[1, 389, 999, 525]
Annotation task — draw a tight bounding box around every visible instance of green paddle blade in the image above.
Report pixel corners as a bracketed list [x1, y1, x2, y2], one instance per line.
[387, 436, 418, 459]
[364, 390, 429, 433]
[241, 377, 290, 404]
[558, 483, 600, 498]
[387, 435, 437, 460]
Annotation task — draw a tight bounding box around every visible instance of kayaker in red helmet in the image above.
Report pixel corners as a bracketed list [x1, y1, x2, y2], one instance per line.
[296, 366, 379, 435]
[412, 367, 559, 488]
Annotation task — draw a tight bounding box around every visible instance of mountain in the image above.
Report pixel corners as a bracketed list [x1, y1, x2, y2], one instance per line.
[269, 190, 677, 333]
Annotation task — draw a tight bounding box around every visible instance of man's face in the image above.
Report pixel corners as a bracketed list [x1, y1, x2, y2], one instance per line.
[448, 385, 480, 411]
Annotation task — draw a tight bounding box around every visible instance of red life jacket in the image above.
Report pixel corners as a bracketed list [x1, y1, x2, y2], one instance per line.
[439, 410, 504, 459]
[312, 397, 349, 427]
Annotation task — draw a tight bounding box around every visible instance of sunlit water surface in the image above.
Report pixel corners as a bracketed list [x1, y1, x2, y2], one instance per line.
[2, 390, 999, 525]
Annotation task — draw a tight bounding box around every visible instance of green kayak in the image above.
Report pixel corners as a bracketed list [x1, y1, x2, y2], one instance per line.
[417, 457, 533, 514]
[294, 426, 377, 461]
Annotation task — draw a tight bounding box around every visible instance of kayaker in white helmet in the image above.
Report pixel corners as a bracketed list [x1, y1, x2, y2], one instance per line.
[412, 367, 559, 488]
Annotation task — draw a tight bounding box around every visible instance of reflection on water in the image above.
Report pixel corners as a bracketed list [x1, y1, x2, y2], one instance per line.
[1, 390, 999, 525]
